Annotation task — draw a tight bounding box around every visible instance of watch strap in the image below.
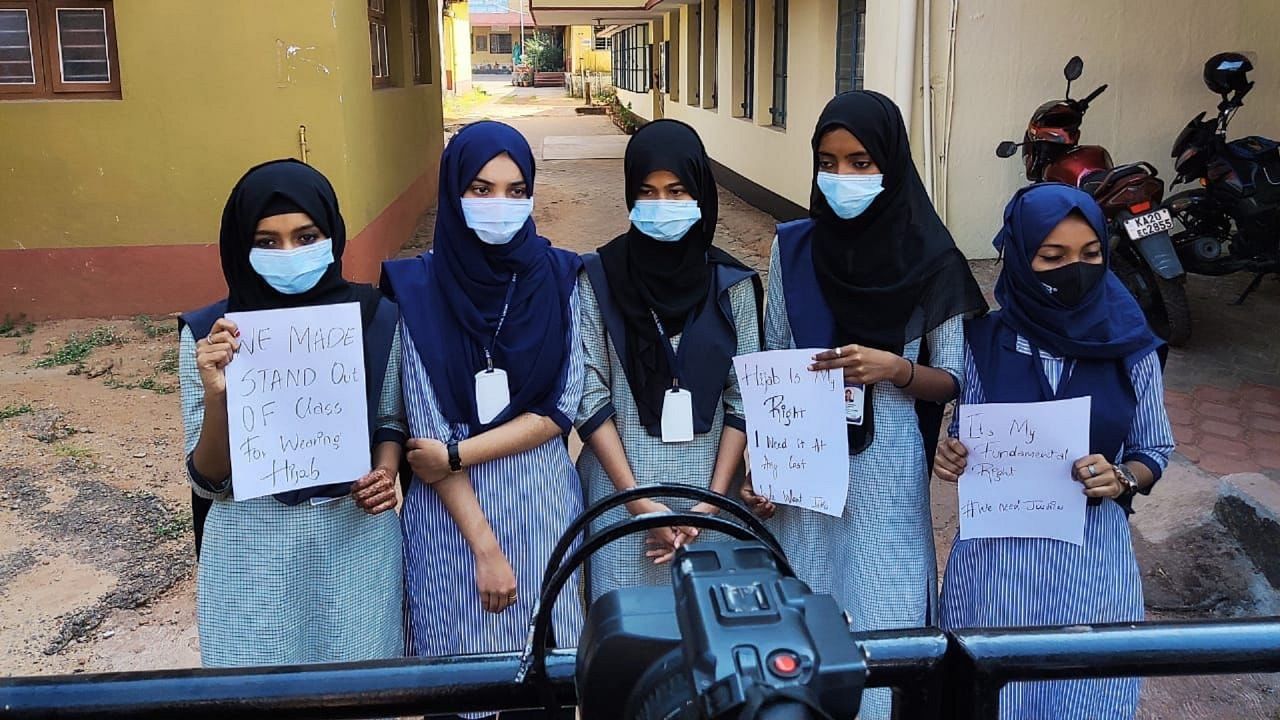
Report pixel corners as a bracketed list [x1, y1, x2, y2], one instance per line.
[447, 441, 462, 472]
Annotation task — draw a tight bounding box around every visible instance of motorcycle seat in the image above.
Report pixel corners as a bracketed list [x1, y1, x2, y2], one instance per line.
[1082, 162, 1154, 196]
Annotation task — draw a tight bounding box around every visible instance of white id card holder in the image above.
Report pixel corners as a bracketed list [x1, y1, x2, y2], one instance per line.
[661, 388, 695, 443]
[475, 368, 511, 425]
[843, 383, 866, 426]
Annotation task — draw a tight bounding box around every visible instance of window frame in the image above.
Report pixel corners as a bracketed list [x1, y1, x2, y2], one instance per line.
[490, 32, 512, 55]
[741, 0, 754, 119]
[369, 0, 392, 88]
[474, 32, 487, 52]
[593, 35, 610, 51]
[0, 0, 120, 100]
[769, 0, 787, 127]
[410, 0, 432, 84]
[834, 0, 865, 93]
[610, 24, 649, 94]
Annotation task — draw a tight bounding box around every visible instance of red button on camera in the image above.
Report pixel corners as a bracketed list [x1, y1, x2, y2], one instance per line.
[769, 652, 800, 677]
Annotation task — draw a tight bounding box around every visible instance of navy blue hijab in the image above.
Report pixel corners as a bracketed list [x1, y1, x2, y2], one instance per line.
[990, 183, 1161, 363]
[382, 121, 580, 430]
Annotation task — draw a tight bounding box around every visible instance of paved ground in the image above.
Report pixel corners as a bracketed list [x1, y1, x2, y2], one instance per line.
[414, 86, 1280, 718]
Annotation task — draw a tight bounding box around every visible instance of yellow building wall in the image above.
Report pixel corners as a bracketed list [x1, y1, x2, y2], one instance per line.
[442, 2, 474, 92]
[567, 26, 611, 73]
[0, 0, 444, 316]
[472, 26, 517, 70]
[335, 0, 444, 237]
[0, 0, 344, 251]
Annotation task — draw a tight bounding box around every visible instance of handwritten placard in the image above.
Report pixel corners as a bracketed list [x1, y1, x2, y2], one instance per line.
[734, 349, 849, 517]
[957, 397, 1090, 545]
[224, 303, 369, 502]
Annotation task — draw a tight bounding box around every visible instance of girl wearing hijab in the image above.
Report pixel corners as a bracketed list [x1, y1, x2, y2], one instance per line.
[381, 122, 583, 719]
[936, 184, 1173, 719]
[179, 159, 405, 667]
[746, 91, 987, 719]
[575, 119, 764, 600]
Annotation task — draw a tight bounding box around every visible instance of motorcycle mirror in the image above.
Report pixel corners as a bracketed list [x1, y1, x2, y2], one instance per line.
[1064, 56, 1084, 82]
[996, 141, 1020, 158]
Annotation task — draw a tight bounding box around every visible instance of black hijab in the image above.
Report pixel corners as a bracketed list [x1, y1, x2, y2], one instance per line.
[809, 91, 986, 354]
[220, 159, 380, 323]
[598, 119, 753, 428]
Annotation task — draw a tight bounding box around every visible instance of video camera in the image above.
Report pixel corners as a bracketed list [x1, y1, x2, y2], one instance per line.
[520, 485, 867, 720]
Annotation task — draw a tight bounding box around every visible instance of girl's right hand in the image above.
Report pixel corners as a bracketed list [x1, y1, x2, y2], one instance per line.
[626, 499, 683, 564]
[196, 318, 240, 396]
[474, 546, 519, 613]
[934, 438, 968, 482]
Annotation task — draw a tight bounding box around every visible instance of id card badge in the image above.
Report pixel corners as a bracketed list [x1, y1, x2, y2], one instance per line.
[843, 383, 866, 426]
[475, 368, 511, 425]
[660, 388, 695, 443]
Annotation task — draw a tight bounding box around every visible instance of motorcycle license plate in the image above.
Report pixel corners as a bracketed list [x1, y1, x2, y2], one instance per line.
[1123, 208, 1174, 240]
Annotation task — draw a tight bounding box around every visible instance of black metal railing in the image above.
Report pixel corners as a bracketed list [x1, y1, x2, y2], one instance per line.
[3, 619, 1278, 720]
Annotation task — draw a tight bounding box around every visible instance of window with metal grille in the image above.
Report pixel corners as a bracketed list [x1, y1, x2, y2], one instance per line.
[594, 35, 610, 50]
[741, 0, 754, 118]
[491, 33, 512, 54]
[610, 24, 649, 93]
[0, 0, 120, 100]
[834, 0, 865, 93]
[369, 0, 391, 87]
[769, 0, 787, 126]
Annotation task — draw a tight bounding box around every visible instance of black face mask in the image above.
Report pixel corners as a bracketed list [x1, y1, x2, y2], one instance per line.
[1035, 261, 1106, 307]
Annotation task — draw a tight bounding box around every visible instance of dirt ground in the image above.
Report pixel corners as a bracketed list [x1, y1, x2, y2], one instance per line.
[1, 83, 1277, 718]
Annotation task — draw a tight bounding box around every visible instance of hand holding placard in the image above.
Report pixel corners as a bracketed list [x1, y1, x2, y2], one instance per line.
[957, 397, 1090, 545]
[733, 349, 849, 517]
[224, 302, 370, 502]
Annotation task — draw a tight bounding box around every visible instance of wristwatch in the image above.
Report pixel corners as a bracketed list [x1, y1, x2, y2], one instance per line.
[1116, 463, 1139, 496]
[447, 441, 463, 472]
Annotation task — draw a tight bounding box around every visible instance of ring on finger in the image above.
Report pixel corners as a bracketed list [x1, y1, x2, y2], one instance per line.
[1087, 464, 1098, 478]
[835, 346, 842, 357]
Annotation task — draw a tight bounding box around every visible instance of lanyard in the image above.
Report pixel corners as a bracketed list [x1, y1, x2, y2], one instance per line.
[485, 273, 519, 371]
[1025, 338, 1075, 400]
[650, 309, 684, 390]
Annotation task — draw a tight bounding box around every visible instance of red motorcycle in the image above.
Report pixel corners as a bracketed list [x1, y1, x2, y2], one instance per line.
[997, 56, 1191, 345]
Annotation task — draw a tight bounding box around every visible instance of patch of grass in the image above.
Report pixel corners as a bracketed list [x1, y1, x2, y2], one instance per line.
[16, 339, 31, 355]
[0, 403, 33, 420]
[33, 325, 125, 369]
[105, 376, 175, 395]
[156, 347, 179, 375]
[443, 87, 491, 116]
[53, 442, 93, 460]
[153, 508, 192, 540]
[0, 314, 35, 338]
[134, 314, 174, 339]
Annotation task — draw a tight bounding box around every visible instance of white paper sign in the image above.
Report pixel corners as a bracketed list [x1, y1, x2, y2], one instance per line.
[734, 349, 849, 517]
[224, 303, 370, 502]
[957, 397, 1090, 545]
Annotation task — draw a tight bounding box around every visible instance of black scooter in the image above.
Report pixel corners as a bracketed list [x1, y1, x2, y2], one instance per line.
[1166, 52, 1280, 305]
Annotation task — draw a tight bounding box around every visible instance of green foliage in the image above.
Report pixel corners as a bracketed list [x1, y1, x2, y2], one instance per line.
[34, 326, 125, 369]
[522, 34, 564, 72]
[0, 314, 35, 338]
[0, 403, 33, 420]
[134, 315, 175, 339]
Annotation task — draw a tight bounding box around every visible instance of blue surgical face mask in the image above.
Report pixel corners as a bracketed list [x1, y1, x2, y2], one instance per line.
[629, 200, 702, 242]
[460, 198, 534, 245]
[816, 172, 884, 220]
[249, 238, 334, 295]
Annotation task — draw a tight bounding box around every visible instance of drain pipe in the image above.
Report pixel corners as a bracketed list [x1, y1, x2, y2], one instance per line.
[921, 0, 935, 205]
[939, 0, 958, 223]
[894, 0, 917, 119]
